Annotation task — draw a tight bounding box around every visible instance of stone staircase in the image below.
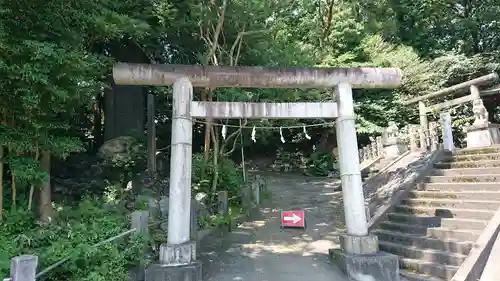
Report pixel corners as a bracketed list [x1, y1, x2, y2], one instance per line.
[372, 147, 500, 281]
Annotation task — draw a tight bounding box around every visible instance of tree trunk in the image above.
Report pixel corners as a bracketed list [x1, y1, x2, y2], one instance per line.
[39, 150, 54, 223]
[93, 92, 104, 150]
[210, 126, 220, 202]
[0, 145, 3, 219]
[28, 146, 39, 211]
[11, 173, 16, 208]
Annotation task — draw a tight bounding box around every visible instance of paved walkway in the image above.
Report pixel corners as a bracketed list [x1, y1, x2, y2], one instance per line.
[199, 173, 350, 281]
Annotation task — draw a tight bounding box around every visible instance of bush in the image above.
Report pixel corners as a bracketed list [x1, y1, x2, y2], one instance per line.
[0, 199, 147, 281]
[192, 152, 244, 201]
[306, 151, 336, 176]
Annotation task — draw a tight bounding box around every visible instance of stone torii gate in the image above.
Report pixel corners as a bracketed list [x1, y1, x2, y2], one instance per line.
[402, 73, 499, 150]
[113, 63, 403, 281]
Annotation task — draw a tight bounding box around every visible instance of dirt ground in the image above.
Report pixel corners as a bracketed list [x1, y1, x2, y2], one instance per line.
[199, 173, 350, 281]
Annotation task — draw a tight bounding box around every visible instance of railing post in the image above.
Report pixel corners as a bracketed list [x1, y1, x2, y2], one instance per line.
[9, 255, 37, 281]
[362, 147, 369, 161]
[419, 101, 429, 150]
[440, 111, 455, 151]
[370, 137, 378, 158]
[217, 191, 228, 216]
[429, 122, 439, 151]
[252, 181, 260, 205]
[409, 125, 419, 152]
[242, 182, 252, 214]
[376, 136, 383, 158]
[217, 190, 230, 231]
[131, 211, 149, 281]
[358, 149, 364, 162]
[366, 146, 373, 160]
[132, 210, 150, 236]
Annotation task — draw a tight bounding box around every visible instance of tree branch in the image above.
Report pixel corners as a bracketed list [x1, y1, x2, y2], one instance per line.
[322, 0, 335, 40]
[221, 120, 248, 156]
[204, 0, 229, 65]
[229, 29, 270, 66]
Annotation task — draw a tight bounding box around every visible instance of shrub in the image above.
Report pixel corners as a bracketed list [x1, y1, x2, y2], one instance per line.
[0, 199, 147, 281]
[306, 151, 336, 176]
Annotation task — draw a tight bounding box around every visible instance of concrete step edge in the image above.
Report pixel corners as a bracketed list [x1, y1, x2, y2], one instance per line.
[426, 174, 500, 179]
[411, 190, 500, 194]
[404, 198, 500, 204]
[373, 229, 474, 245]
[433, 167, 500, 171]
[439, 159, 500, 163]
[399, 257, 459, 279]
[388, 213, 489, 224]
[442, 152, 500, 160]
[400, 269, 445, 281]
[395, 204, 496, 214]
[378, 240, 467, 258]
[380, 221, 482, 234]
[425, 182, 500, 185]
[454, 146, 500, 154]
[400, 257, 459, 270]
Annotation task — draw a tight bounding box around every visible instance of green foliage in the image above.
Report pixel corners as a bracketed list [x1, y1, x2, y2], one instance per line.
[272, 148, 308, 171]
[192, 152, 244, 200]
[3, 0, 500, 277]
[306, 151, 336, 177]
[0, 199, 148, 281]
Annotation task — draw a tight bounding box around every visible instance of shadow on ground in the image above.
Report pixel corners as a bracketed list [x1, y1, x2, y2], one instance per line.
[198, 173, 349, 281]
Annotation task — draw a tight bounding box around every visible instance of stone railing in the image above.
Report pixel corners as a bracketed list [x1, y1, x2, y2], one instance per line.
[359, 122, 426, 164]
[359, 136, 384, 163]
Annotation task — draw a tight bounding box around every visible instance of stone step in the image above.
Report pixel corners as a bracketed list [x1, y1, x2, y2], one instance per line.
[433, 167, 500, 176]
[379, 221, 481, 241]
[435, 159, 500, 169]
[441, 152, 500, 162]
[401, 198, 500, 210]
[454, 146, 500, 156]
[379, 241, 467, 266]
[425, 174, 500, 183]
[374, 229, 473, 255]
[409, 190, 500, 201]
[387, 213, 488, 231]
[399, 258, 458, 280]
[394, 205, 495, 220]
[423, 182, 500, 191]
[400, 269, 445, 281]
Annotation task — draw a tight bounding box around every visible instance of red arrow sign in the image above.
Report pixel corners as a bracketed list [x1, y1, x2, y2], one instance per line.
[280, 210, 305, 228]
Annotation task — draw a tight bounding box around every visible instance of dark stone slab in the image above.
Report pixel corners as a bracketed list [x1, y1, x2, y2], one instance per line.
[329, 249, 400, 281]
[145, 261, 202, 281]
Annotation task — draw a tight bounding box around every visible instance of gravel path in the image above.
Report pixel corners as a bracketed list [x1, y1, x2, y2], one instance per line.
[199, 173, 349, 281]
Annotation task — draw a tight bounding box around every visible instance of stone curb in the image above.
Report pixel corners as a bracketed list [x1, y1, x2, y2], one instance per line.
[367, 149, 445, 230]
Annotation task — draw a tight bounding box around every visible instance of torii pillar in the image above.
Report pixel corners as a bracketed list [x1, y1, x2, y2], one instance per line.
[113, 63, 404, 281]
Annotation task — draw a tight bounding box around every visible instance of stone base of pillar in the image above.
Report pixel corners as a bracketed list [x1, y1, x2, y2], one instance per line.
[383, 138, 406, 159]
[145, 241, 202, 281]
[329, 235, 400, 281]
[144, 261, 202, 281]
[466, 123, 500, 148]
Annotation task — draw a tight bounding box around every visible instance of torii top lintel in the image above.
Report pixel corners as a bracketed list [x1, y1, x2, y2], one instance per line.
[113, 63, 403, 89]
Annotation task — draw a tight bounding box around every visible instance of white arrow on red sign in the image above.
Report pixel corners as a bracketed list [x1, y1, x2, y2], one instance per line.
[283, 213, 301, 224]
[280, 210, 306, 228]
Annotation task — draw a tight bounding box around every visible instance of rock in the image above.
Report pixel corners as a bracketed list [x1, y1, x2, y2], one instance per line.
[136, 194, 160, 218]
[98, 136, 142, 163]
[158, 196, 210, 218]
[158, 195, 211, 233]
